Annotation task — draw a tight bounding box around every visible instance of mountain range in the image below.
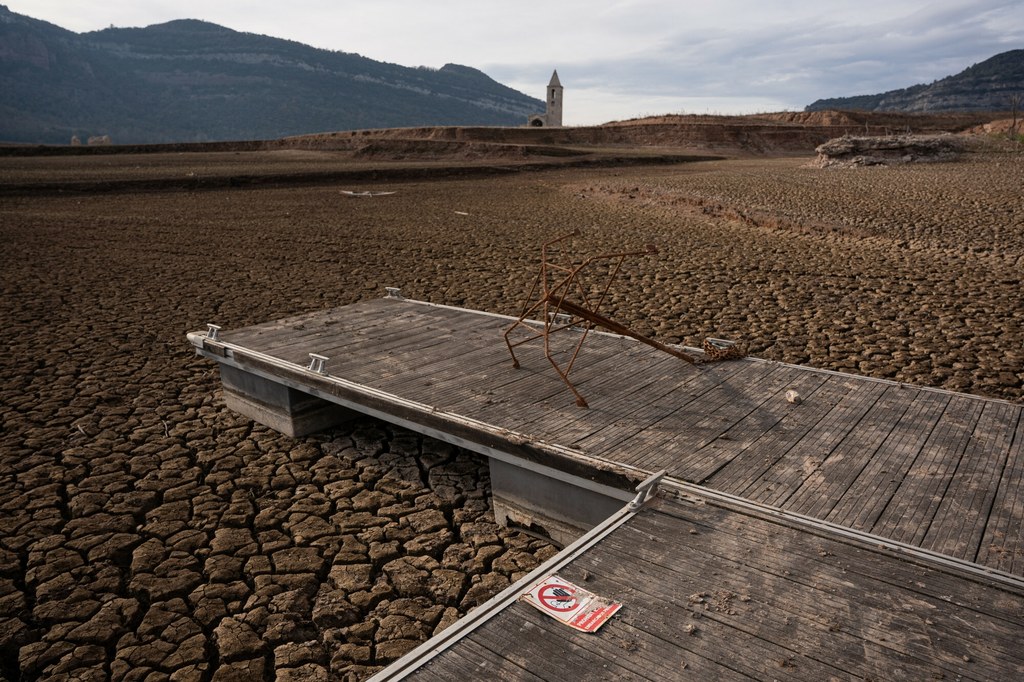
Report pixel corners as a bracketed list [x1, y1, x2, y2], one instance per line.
[0, 6, 543, 144]
[806, 49, 1024, 113]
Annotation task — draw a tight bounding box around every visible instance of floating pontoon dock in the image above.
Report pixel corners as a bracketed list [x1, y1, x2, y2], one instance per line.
[189, 292, 1023, 679]
[189, 293, 1022, 570]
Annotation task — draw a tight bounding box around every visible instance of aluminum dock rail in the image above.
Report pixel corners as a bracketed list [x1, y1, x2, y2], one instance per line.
[189, 293, 1023, 572]
[371, 478, 1024, 681]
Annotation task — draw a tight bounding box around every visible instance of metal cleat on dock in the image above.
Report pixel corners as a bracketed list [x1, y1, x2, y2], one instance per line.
[307, 353, 329, 375]
[628, 469, 667, 510]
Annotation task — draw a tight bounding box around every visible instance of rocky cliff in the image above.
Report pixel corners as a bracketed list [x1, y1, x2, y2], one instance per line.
[806, 49, 1024, 113]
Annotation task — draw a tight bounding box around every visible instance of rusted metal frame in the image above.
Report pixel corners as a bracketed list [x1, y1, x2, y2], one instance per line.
[556, 251, 632, 377]
[505, 269, 545, 369]
[505, 229, 697, 407]
[534, 249, 628, 406]
[556, 298, 697, 364]
[543, 259, 591, 379]
[504, 231, 582, 367]
[543, 248, 696, 371]
[539, 238, 596, 406]
[541, 299, 590, 407]
[545, 271, 595, 383]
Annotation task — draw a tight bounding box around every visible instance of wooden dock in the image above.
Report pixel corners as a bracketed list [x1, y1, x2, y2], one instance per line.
[189, 295, 1023, 574]
[375, 486, 1024, 681]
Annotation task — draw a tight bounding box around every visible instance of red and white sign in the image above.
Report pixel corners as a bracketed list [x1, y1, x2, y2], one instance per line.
[521, 575, 621, 633]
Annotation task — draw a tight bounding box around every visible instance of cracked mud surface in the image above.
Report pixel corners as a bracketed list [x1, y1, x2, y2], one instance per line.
[1, 149, 1022, 680]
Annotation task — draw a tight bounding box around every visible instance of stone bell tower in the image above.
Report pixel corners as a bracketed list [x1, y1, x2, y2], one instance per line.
[528, 70, 563, 127]
[545, 70, 563, 127]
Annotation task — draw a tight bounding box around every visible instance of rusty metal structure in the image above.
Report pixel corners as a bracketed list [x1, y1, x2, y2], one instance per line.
[504, 230, 696, 408]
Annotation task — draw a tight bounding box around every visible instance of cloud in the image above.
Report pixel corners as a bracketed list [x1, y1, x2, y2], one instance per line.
[497, 0, 1024, 114]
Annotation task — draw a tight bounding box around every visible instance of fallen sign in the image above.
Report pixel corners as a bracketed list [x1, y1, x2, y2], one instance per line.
[521, 574, 622, 633]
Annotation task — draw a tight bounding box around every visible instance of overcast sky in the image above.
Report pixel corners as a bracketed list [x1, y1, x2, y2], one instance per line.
[7, 1, 1023, 125]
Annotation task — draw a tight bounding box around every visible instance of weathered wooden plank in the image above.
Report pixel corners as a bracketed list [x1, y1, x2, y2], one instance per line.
[783, 383, 914, 520]
[467, 603, 683, 681]
[371, 325, 512, 396]
[411, 356, 555, 415]
[430, 637, 545, 681]
[683, 369, 830, 484]
[273, 329, 485, 399]
[581, 548, 942, 680]
[447, 333, 643, 426]
[229, 308, 436, 369]
[245, 300, 480, 365]
[590, 535, 1020, 679]
[433, 326, 660, 416]
[922, 401, 1021, 562]
[468, 597, 761, 681]
[221, 299, 403, 350]
[641, 500, 1024, 632]
[366, 316, 554, 407]
[700, 376, 849, 493]
[556, 357, 722, 450]
[297, 307, 490, 376]
[575, 359, 755, 461]
[873, 395, 985, 547]
[625, 363, 801, 476]
[736, 375, 889, 506]
[338, 331, 489, 388]
[976, 409, 1024, 575]
[724, 372, 884, 503]
[562, 561, 860, 681]
[825, 390, 951, 532]
[509, 344, 690, 444]
[616, 503, 1024, 672]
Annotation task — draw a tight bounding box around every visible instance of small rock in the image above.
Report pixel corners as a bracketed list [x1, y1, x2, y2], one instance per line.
[311, 587, 360, 629]
[271, 547, 325, 574]
[273, 640, 326, 667]
[275, 663, 329, 682]
[211, 658, 266, 682]
[214, 616, 265, 660]
[374, 638, 420, 664]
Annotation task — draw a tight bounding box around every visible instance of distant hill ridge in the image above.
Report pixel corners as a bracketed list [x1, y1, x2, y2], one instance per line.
[806, 49, 1024, 113]
[0, 6, 543, 143]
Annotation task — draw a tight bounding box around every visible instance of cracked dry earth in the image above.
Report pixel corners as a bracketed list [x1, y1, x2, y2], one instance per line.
[2, 412, 556, 681]
[1, 149, 1023, 681]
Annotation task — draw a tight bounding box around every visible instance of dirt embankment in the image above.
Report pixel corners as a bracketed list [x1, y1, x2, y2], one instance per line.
[2, 110, 1003, 163]
[290, 110, 989, 156]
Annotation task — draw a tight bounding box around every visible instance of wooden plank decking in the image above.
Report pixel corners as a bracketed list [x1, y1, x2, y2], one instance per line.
[197, 296, 1024, 576]
[383, 492, 1024, 681]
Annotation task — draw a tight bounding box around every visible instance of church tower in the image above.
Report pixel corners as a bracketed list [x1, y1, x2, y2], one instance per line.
[527, 70, 564, 127]
[546, 70, 563, 127]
